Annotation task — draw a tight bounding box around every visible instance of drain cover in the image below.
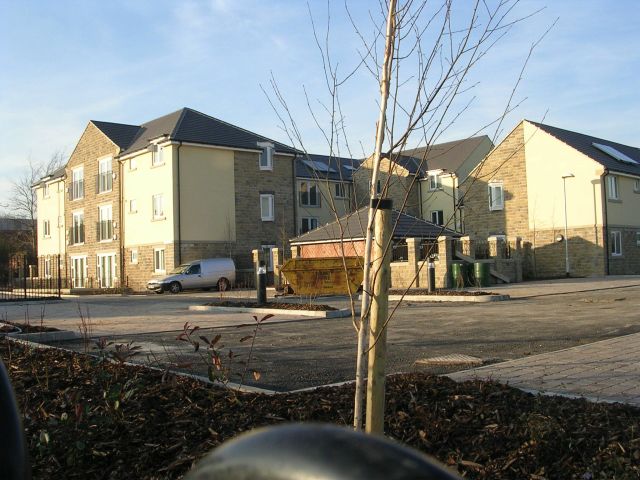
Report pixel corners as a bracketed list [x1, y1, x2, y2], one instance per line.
[415, 354, 483, 367]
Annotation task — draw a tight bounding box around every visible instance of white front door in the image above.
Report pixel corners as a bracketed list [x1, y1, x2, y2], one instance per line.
[97, 254, 116, 288]
[71, 256, 87, 288]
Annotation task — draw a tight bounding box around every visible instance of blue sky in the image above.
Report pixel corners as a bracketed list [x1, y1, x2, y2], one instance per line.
[1, 0, 639, 208]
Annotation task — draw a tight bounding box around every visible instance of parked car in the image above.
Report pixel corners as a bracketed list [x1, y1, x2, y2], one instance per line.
[146, 258, 235, 294]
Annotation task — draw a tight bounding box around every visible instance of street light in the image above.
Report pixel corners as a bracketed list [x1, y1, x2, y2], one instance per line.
[561, 173, 575, 277]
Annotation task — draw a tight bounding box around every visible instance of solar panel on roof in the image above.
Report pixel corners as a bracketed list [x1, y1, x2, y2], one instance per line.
[302, 159, 338, 173]
[343, 165, 358, 170]
[592, 142, 639, 165]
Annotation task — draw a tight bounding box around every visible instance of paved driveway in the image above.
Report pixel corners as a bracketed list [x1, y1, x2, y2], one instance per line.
[3, 276, 640, 391]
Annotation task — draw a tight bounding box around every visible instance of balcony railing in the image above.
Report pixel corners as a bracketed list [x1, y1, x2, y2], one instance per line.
[69, 180, 84, 200]
[96, 172, 113, 193]
[96, 221, 113, 242]
[68, 225, 85, 245]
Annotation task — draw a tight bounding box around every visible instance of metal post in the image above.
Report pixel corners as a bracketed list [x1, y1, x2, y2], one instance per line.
[562, 173, 574, 277]
[256, 261, 267, 305]
[427, 260, 436, 293]
[22, 257, 27, 299]
[366, 198, 392, 434]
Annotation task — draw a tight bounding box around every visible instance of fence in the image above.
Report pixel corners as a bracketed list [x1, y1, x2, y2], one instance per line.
[391, 241, 408, 262]
[0, 255, 61, 302]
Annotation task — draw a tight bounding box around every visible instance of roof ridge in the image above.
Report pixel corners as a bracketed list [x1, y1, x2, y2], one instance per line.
[526, 120, 639, 151]
[171, 108, 189, 138]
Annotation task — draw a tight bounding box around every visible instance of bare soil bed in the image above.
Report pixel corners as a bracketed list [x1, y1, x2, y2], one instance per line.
[2, 340, 640, 479]
[0, 321, 60, 334]
[389, 288, 494, 296]
[203, 300, 337, 311]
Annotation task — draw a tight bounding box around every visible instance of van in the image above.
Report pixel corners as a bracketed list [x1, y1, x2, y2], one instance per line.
[146, 258, 236, 294]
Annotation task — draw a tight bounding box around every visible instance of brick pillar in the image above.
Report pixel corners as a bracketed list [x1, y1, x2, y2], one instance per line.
[488, 236, 505, 259]
[510, 236, 523, 282]
[291, 245, 300, 259]
[406, 237, 420, 288]
[436, 235, 452, 288]
[252, 249, 260, 273]
[272, 248, 282, 289]
[460, 235, 475, 259]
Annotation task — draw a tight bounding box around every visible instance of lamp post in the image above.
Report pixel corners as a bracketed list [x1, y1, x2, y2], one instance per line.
[561, 173, 574, 277]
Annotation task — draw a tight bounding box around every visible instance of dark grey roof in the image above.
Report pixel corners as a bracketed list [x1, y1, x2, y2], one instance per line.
[119, 108, 296, 155]
[33, 166, 66, 188]
[0, 217, 34, 231]
[530, 122, 640, 177]
[290, 207, 460, 244]
[91, 121, 142, 150]
[296, 154, 363, 181]
[402, 136, 492, 176]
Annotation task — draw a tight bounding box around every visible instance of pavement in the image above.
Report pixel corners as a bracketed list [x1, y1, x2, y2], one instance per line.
[449, 331, 640, 407]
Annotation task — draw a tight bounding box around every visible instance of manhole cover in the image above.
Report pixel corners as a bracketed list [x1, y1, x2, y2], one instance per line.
[415, 354, 483, 367]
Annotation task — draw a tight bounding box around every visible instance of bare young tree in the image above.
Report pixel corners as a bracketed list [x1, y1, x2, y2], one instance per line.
[264, 0, 549, 431]
[9, 151, 67, 254]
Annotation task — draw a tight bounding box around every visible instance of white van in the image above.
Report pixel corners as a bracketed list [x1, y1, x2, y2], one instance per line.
[147, 258, 236, 294]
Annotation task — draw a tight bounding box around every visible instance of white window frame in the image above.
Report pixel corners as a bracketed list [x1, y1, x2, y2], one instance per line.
[42, 183, 50, 199]
[610, 230, 622, 256]
[301, 217, 318, 234]
[98, 204, 113, 242]
[299, 181, 320, 207]
[71, 256, 87, 288]
[44, 258, 52, 278]
[129, 199, 138, 214]
[71, 167, 84, 200]
[43, 220, 51, 238]
[335, 182, 346, 199]
[152, 146, 164, 166]
[636, 231, 640, 247]
[129, 157, 138, 171]
[259, 146, 274, 171]
[130, 249, 139, 264]
[608, 175, 619, 200]
[72, 211, 84, 245]
[430, 210, 444, 226]
[261, 244, 276, 271]
[428, 174, 442, 191]
[488, 182, 504, 211]
[154, 248, 166, 273]
[634, 178, 640, 193]
[96, 253, 117, 288]
[98, 157, 113, 193]
[152, 194, 165, 220]
[260, 194, 274, 221]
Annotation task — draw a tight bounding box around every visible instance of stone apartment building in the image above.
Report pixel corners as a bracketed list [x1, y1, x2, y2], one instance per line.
[462, 120, 640, 278]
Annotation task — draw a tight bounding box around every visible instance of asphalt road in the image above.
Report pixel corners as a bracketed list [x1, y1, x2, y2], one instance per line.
[3, 277, 640, 391]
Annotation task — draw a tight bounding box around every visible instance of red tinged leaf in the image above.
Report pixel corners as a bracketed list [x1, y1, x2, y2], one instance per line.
[211, 334, 222, 347]
[193, 342, 200, 353]
[258, 314, 274, 324]
[239, 335, 253, 343]
[252, 370, 261, 381]
[199, 336, 210, 345]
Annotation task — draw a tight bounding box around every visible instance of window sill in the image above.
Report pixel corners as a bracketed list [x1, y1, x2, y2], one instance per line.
[70, 243, 85, 247]
[152, 216, 166, 222]
[300, 204, 321, 208]
[261, 218, 274, 222]
[129, 211, 138, 214]
[99, 239, 113, 243]
[259, 166, 273, 171]
[43, 235, 51, 239]
[97, 190, 113, 195]
[151, 163, 165, 169]
[608, 198, 622, 203]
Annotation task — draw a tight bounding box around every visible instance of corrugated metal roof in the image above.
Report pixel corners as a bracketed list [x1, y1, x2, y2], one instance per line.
[290, 207, 460, 244]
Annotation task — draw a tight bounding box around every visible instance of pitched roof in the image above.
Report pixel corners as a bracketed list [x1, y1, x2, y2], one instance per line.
[91, 121, 142, 150]
[33, 166, 66, 188]
[529, 121, 640, 177]
[290, 207, 460, 244]
[119, 108, 296, 155]
[0, 217, 34, 231]
[402, 135, 492, 176]
[296, 154, 363, 181]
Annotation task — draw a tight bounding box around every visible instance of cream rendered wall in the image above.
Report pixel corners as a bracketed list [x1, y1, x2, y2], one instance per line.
[606, 174, 640, 226]
[179, 145, 236, 241]
[36, 178, 66, 257]
[297, 179, 352, 233]
[420, 173, 459, 229]
[122, 147, 175, 247]
[523, 121, 604, 231]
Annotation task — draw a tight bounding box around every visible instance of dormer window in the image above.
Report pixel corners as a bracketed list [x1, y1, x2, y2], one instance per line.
[258, 142, 274, 170]
[428, 173, 442, 191]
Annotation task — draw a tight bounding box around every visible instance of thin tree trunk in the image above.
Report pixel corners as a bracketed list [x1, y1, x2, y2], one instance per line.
[353, 0, 397, 431]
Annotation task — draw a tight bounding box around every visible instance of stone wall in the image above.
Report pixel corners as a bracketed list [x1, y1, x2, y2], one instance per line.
[608, 226, 640, 275]
[123, 242, 177, 291]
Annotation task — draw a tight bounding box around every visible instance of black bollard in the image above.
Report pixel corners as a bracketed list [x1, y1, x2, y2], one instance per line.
[0, 360, 30, 480]
[428, 259, 436, 293]
[256, 261, 267, 305]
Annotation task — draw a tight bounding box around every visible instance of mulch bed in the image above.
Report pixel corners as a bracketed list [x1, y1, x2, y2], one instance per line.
[0, 321, 60, 334]
[203, 300, 337, 311]
[389, 289, 494, 296]
[2, 340, 640, 479]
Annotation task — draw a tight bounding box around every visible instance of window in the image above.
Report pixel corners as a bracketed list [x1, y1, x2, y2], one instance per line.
[71, 167, 84, 200]
[301, 217, 318, 234]
[130, 249, 138, 264]
[152, 146, 164, 166]
[97, 253, 116, 288]
[488, 182, 504, 211]
[430, 210, 444, 226]
[129, 199, 137, 213]
[154, 248, 166, 273]
[130, 158, 138, 171]
[152, 194, 164, 219]
[300, 182, 320, 207]
[44, 258, 51, 278]
[98, 205, 113, 241]
[637, 232, 640, 247]
[71, 256, 87, 288]
[97, 157, 113, 193]
[610, 231, 622, 256]
[634, 179, 640, 193]
[428, 174, 441, 191]
[259, 146, 274, 170]
[376, 179, 382, 195]
[608, 175, 619, 200]
[43, 220, 51, 238]
[43, 183, 50, 198]
[260, 194, 274, 221]
[71, 211, 84, 244]
[335, 183, 346, 198]
[186, 264, 201, 275]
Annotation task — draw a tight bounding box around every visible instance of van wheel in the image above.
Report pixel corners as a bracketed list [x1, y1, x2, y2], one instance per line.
[169, 282, 182, 294]
[218, 278, 230, 292]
